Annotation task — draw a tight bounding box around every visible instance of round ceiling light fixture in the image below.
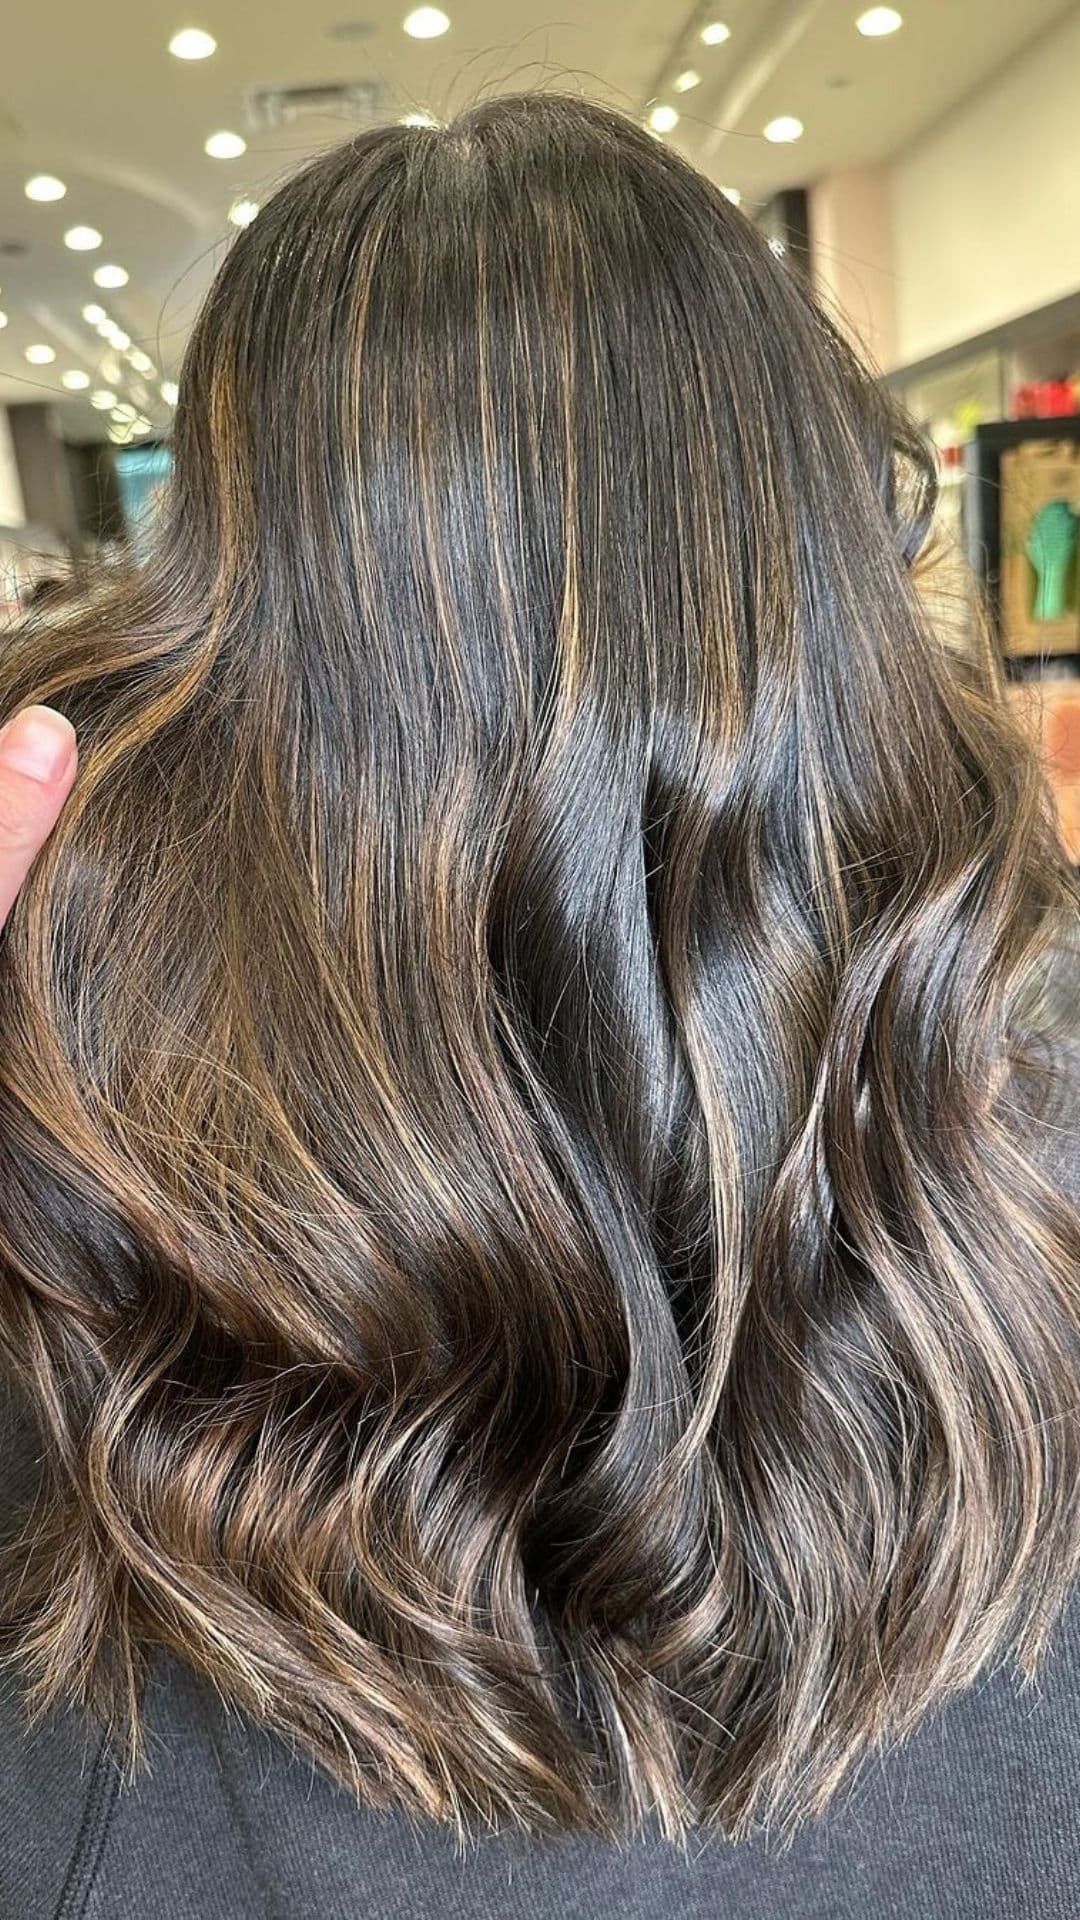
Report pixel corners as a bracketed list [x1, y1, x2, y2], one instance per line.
[25, 174, 66, 202]
[763, 115, 804, 142]
[169, 28, 217, 59]
[856, 7, 903, 36]
[205, 131, 247, 160]
[403, 7, 450, 38]
[64, 225, 103, 251]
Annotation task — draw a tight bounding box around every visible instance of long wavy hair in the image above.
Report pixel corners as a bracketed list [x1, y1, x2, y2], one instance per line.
[1, 93, 1078, 1842]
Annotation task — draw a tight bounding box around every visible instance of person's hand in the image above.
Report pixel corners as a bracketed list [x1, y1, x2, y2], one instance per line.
[0, 705, 77, 931]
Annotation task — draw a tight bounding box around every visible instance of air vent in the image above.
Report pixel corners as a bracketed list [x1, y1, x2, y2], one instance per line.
[247, 80, 383, 131]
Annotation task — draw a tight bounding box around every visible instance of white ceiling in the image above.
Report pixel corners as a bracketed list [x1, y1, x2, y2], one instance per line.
[0, 0, 1074, 440]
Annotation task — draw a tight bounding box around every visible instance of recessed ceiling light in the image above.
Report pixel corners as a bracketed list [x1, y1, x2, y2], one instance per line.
[205, 130, 247, 160]
[61, 369, 91, 390]
[0, 312, 8, 330]
[64, 225, 103, 252]
[128, 349, 155, 374]
[25, 343, 57, 365]
[131, 417, 153, 436]
[400, 111, 438, 127]
[856, 6, 903, 34]
[763, 115, 804, 142]
[107, 327, 132, 351]
[700, 20, 731, 45]
[648, 104, 679, 134]
[112, 403, 137, 423]
[82, 302, 107, 324]
[402, 7, 450, 38]
[673, 70, 701, 93]
[93, 264, 129, 288]
[721, 185, 742, 205]
[160, 381, 179, 406]
[91, 389, 117, 410]
[228, 197, 260, 227]
[24, 174, 66, 202]
[168, 27, 217, 59]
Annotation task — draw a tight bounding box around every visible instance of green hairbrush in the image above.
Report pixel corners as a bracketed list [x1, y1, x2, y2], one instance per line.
[1026, 498, 1079, 622]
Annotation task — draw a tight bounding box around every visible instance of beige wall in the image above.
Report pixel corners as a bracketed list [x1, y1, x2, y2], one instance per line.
[0, 410, 25, 529]
[891, 7, 1080, 366]
[809, 166, 896, 372]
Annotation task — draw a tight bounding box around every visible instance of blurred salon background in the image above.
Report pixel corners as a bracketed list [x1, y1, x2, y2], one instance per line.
[1, 2, 1079, 858]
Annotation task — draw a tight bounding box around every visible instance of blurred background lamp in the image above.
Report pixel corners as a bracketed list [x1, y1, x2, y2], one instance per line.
[763, 115, 804, 142]
[856, 7, 903, 35]
[24, 174, 66, 201]
[64, 225, 103, 251]
[205, 131, 247, 160]
[403, 8, 450, 38]
[169, 27, 217, 59]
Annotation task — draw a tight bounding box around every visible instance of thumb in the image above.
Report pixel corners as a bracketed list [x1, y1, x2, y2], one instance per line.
[0, 705, 78, 932]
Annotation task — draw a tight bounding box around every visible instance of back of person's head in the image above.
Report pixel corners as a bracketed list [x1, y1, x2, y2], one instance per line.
[0, 92, 1077, 1843]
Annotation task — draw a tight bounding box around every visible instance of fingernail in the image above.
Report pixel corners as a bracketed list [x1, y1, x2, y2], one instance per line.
[0, 706, 76, 784]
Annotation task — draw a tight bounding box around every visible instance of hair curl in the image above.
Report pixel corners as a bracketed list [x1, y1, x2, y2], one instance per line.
[1, 94, 1078, 1842]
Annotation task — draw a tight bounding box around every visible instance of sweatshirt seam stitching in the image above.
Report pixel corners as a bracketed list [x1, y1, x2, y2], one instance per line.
[206, 1705, 282, 1920]
[52, 1732, 122, 1920]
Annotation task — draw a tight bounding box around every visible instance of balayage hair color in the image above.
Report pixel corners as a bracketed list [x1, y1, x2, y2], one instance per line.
[0, 94, 1078, 1842]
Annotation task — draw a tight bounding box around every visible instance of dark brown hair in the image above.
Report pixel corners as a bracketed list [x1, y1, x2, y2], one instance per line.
[1, 93, 1078, 1842]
